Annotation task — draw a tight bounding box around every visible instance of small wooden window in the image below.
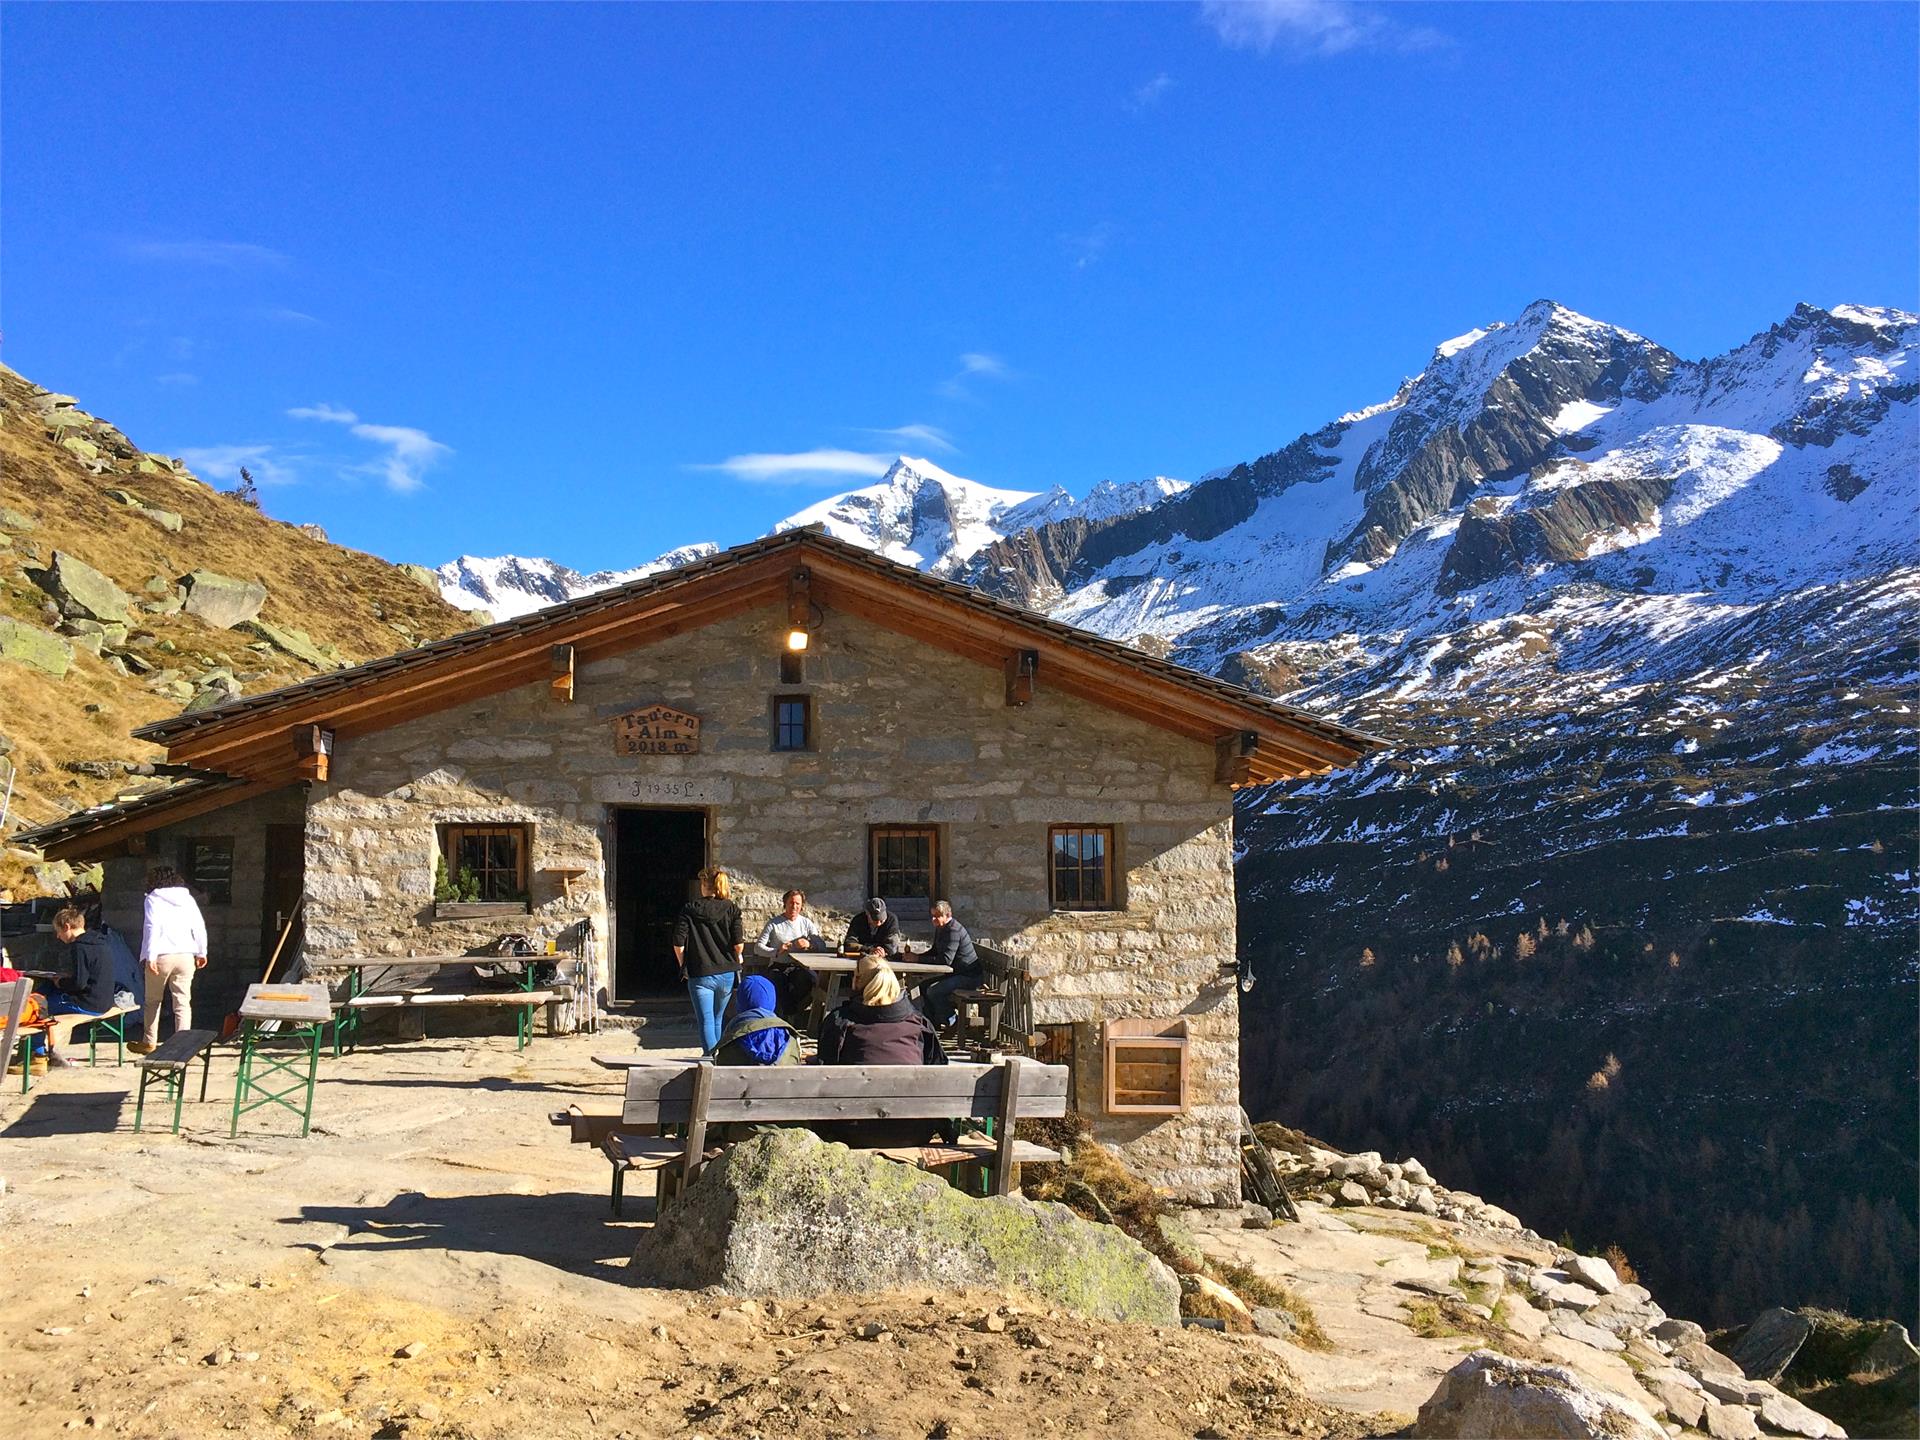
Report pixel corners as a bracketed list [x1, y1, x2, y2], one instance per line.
[869, 825, 938, 907]
[178, 837, 234, 906]
[1049, 825, 1118, 911]
[779, 651, 804, 685]
[439, 824, 530, 903]
[771, 694, 811, 752]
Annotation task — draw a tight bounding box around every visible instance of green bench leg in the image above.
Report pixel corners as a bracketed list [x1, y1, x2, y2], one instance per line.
[134, 1066, 151, 1132]
[229, 1027, 254, 1138]
[18, 1034, 31, 1094]
[610, 1161, 625, 1218]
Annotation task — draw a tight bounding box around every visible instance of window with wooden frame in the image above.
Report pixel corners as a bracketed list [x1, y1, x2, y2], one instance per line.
[1048, 825, 1119, 911]
[770, 694, 811, 752]
[178, 836, 234, 907]
[438, 823, 531, 904]
[869, 825, 939, 912]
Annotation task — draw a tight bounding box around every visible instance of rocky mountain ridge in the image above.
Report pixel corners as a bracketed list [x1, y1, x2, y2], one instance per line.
[435, 457, 1187, 618]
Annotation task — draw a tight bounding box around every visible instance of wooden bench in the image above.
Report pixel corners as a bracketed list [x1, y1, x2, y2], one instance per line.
[134, 1029, 219, 1134]
[341, 988, 559, 1050]
[560, 1057, 1069, 1217]
[951, 946, 1035, 1056]
[77, 1003, 139, 1066]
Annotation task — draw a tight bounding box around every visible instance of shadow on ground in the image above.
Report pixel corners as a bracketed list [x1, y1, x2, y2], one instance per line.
[296, 1187, 655, 1280]
[2, 1086, 131, 1137]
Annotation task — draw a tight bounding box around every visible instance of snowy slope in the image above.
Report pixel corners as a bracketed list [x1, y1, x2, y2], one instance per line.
[436, 543, 717, 621]
[437, 459, 1185, 615]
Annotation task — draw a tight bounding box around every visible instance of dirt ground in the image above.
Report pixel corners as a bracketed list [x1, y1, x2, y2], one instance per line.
[0, 1016, 1384, 1439]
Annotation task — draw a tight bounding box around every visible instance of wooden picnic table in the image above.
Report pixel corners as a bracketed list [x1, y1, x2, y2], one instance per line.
[230, 982, 334, 1138]
[325, 954, 545, 1054]
[792, 953, 952, 1025]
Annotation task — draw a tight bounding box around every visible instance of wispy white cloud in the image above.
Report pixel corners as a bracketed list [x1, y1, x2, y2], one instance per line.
[1200, 0, 1449, 56]
[122, 239, 290, 268]
[258, 306, 323, 327]
[348, 424, 449, 493]
[287, 402, 359, 424]
[860, 423, 957, 454]
[937, 351, 1015, 400]
[178, 444, 296, 488]
[1061, 222, 1115, 271]
[1131, 72, 1175, 107]
[692, 449, 896, 486]
[156, 372, 199, 387]
[288, 404, 451, 492]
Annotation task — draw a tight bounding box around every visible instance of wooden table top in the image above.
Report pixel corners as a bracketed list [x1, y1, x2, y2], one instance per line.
[795, 955, 952, 977]
[238, 982, 335, 1023]
[327, 956, 523, 969]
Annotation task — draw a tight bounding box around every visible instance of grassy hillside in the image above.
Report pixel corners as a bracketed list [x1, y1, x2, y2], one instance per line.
[0, 365, 477, 896]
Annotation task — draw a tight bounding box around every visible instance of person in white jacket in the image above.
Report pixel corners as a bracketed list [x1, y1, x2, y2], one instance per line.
[131, 864, 208, 1053]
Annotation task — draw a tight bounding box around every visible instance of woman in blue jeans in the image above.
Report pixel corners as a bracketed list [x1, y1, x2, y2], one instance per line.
[672, 867, 744, 1054]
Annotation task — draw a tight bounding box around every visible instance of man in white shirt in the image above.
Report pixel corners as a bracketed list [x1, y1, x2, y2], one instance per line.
[754, 890, 823, 959]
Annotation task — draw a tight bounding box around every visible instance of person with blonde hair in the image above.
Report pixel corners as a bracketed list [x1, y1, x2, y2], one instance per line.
[817, 955, 946, 1067]
[672, 866, 743, 1055]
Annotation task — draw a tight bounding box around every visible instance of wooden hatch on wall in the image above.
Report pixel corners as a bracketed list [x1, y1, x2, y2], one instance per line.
[1102, 1016, 1190, 1115]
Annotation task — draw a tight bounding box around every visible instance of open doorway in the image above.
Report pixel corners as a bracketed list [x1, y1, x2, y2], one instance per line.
[611, 807, 707, 997]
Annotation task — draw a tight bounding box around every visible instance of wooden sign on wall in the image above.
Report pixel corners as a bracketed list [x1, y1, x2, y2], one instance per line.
[610, 704, 701, 756]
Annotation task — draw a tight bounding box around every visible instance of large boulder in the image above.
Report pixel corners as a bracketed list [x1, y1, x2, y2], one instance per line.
[243, 619, 331, 668]
[629, 1129, 1179, 1325]
[1731, 1307, 1814, 1382]
[0, 617, 74, 677]
[1565, 1253, 1621, 1294]
[396, 562, 440, 591]
[179, 569, 268, 629]
[1412, 1351, 1666, 1439]
[46, 550, 131, 623]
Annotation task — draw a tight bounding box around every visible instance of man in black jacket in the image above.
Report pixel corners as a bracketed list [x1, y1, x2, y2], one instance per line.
[45, 905, 119, 1068]
[917, 900, 981, 1028]
[841, 897, 901, 956]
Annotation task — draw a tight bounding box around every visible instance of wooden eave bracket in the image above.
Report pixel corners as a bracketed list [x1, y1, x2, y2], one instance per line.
[787, 568, 813, 627]
[550, 643, 576, 703]
[1005, 648, 1039, 706]
[1215, 729, 1259, 787]
[293, 724, 334, 782]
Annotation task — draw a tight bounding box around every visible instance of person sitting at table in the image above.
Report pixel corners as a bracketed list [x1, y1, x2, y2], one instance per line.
[753, 889, 824, 1019]
[754, 889, 823, 959]
[714, 974, 800, 1068]
[43, 905, 119, 1068]
[817, 955, 947, 1067]
[916, 900, 982, 1029]
[840, 897, 901, 956]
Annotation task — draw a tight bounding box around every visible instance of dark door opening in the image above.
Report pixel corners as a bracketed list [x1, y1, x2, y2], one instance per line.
[260, 823, 305, 978]
[612, 807, 707, 998]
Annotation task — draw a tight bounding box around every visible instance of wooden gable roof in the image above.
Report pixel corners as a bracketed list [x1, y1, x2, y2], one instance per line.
[19, 530, 1376, 857]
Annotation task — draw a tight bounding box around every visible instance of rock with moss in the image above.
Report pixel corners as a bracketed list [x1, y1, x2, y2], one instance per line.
[242, 619, 331, 668]
[1413, 1350, 1666, 1439]
[397, 562, 440, 591]
[0, 504, 35, 532]
[179, 569, 268, 629]
[44, 549, 132, 623]
[630, 1129, 1179, 1324]
[0, 617, 75, 677]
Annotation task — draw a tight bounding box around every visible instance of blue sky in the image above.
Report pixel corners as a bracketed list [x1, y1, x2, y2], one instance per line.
[5, 2, 1916, 572]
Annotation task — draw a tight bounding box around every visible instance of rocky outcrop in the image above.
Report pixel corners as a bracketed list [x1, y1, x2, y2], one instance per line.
[1438, 473, 1674, 592]
[0, 617, 74, 677]
[44, 549, 132, 623]
[243, 619, 333, 669]
[179, 569, 268, 629]
[1412, 1351, 1666, 1439]
[1731, 1306, 1815, 1382]
[1263, 1137, 1526, 1231]
[630, 1130, 1180, 1324]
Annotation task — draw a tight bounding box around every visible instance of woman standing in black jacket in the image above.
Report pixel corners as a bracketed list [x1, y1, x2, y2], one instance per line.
[673, 867, 744, 1055]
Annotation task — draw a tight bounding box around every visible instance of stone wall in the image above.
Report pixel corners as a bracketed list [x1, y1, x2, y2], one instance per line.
[102, 784, 307, 1027]
[299, 603, 1242, 1199]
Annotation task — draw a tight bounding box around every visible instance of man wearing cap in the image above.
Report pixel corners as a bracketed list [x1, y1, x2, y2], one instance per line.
[841, 897, 901, 956]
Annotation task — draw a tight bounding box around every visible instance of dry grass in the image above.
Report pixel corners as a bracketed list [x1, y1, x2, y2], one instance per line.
[1022, 1120, 1333, 1349]
[0, 367, 473, 892]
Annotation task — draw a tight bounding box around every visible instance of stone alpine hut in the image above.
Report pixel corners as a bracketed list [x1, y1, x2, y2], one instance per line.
[20, 528, 1376, 1198]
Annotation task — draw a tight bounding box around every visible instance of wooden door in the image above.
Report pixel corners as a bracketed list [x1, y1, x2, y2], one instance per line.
[259, 823, 305, 978]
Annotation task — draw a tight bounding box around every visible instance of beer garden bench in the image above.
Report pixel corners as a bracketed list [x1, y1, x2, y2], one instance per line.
[133, 1028, 219, 1134]
[554, 1056, 1069, 1217]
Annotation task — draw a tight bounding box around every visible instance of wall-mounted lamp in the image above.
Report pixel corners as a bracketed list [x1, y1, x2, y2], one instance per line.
[786, 567, 820, 653]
